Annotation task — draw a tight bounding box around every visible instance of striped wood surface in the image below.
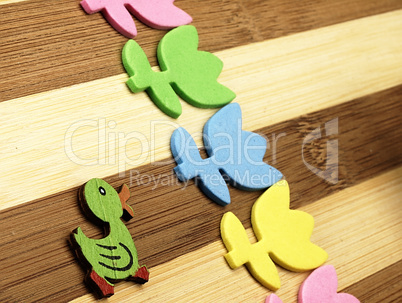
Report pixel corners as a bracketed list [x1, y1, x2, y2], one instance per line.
[0, 0, 401, 302]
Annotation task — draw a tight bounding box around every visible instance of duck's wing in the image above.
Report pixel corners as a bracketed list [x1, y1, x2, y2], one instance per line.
[73, 229, 139, 280]
[93, 240, 139, 280]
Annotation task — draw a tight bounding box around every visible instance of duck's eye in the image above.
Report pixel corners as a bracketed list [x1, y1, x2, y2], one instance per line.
[99, 187, 106, 196]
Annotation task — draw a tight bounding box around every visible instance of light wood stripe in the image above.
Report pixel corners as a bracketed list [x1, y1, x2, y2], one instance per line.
[0, 0, 26, 4]
[70, 167, 402, 302]
[1, 10, 401, 211]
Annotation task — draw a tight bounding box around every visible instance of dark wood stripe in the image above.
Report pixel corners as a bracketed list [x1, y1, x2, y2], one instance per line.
[0, 85, 401, 301]
[1, 0, 402, 101]
[341, 260, 402, 302]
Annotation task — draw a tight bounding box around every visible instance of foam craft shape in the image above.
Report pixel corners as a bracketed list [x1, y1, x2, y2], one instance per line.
[265, 265, 360, 303]
[298, 265, 360, 303]
[122, 25, 236, 118]
[80, 0, 192, 38]
[170, 103, 282, 205]
[220, 180, 328, 290]
[265, 294, 283, 303]
[70, 178, 149, 298]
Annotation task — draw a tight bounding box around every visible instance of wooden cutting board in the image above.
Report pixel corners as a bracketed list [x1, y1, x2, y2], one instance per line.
[0, 0, 401, 302]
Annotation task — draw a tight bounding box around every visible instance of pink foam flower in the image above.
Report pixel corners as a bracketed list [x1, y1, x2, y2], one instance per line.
[81, 0, 192, 38]
[265, 265, 360, 303]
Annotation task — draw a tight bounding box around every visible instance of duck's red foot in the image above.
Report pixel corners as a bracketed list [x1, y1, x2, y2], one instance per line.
[87, 270, 114, 297]
[130, 266, 149, 284]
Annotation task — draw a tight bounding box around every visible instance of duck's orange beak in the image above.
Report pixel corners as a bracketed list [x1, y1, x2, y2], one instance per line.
[118, 184, 134, 221]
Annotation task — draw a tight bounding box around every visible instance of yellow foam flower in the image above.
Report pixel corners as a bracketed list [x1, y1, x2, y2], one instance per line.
[220, 180, 328, 290]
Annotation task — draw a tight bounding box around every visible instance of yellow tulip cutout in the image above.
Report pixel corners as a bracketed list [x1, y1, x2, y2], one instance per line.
[220, 180, 328, 290]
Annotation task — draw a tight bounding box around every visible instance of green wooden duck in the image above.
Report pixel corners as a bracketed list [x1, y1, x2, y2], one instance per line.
[70, 178, 149, 298]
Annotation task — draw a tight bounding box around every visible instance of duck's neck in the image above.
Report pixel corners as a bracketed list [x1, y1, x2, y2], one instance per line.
[108, 219, 125, 232]
[104, 219, 133, 249]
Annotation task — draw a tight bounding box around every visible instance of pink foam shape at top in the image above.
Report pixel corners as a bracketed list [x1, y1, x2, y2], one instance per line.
[80, 0, 192, 38]
[265, 294, 284, 303]
[298, 265, 360, 303]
